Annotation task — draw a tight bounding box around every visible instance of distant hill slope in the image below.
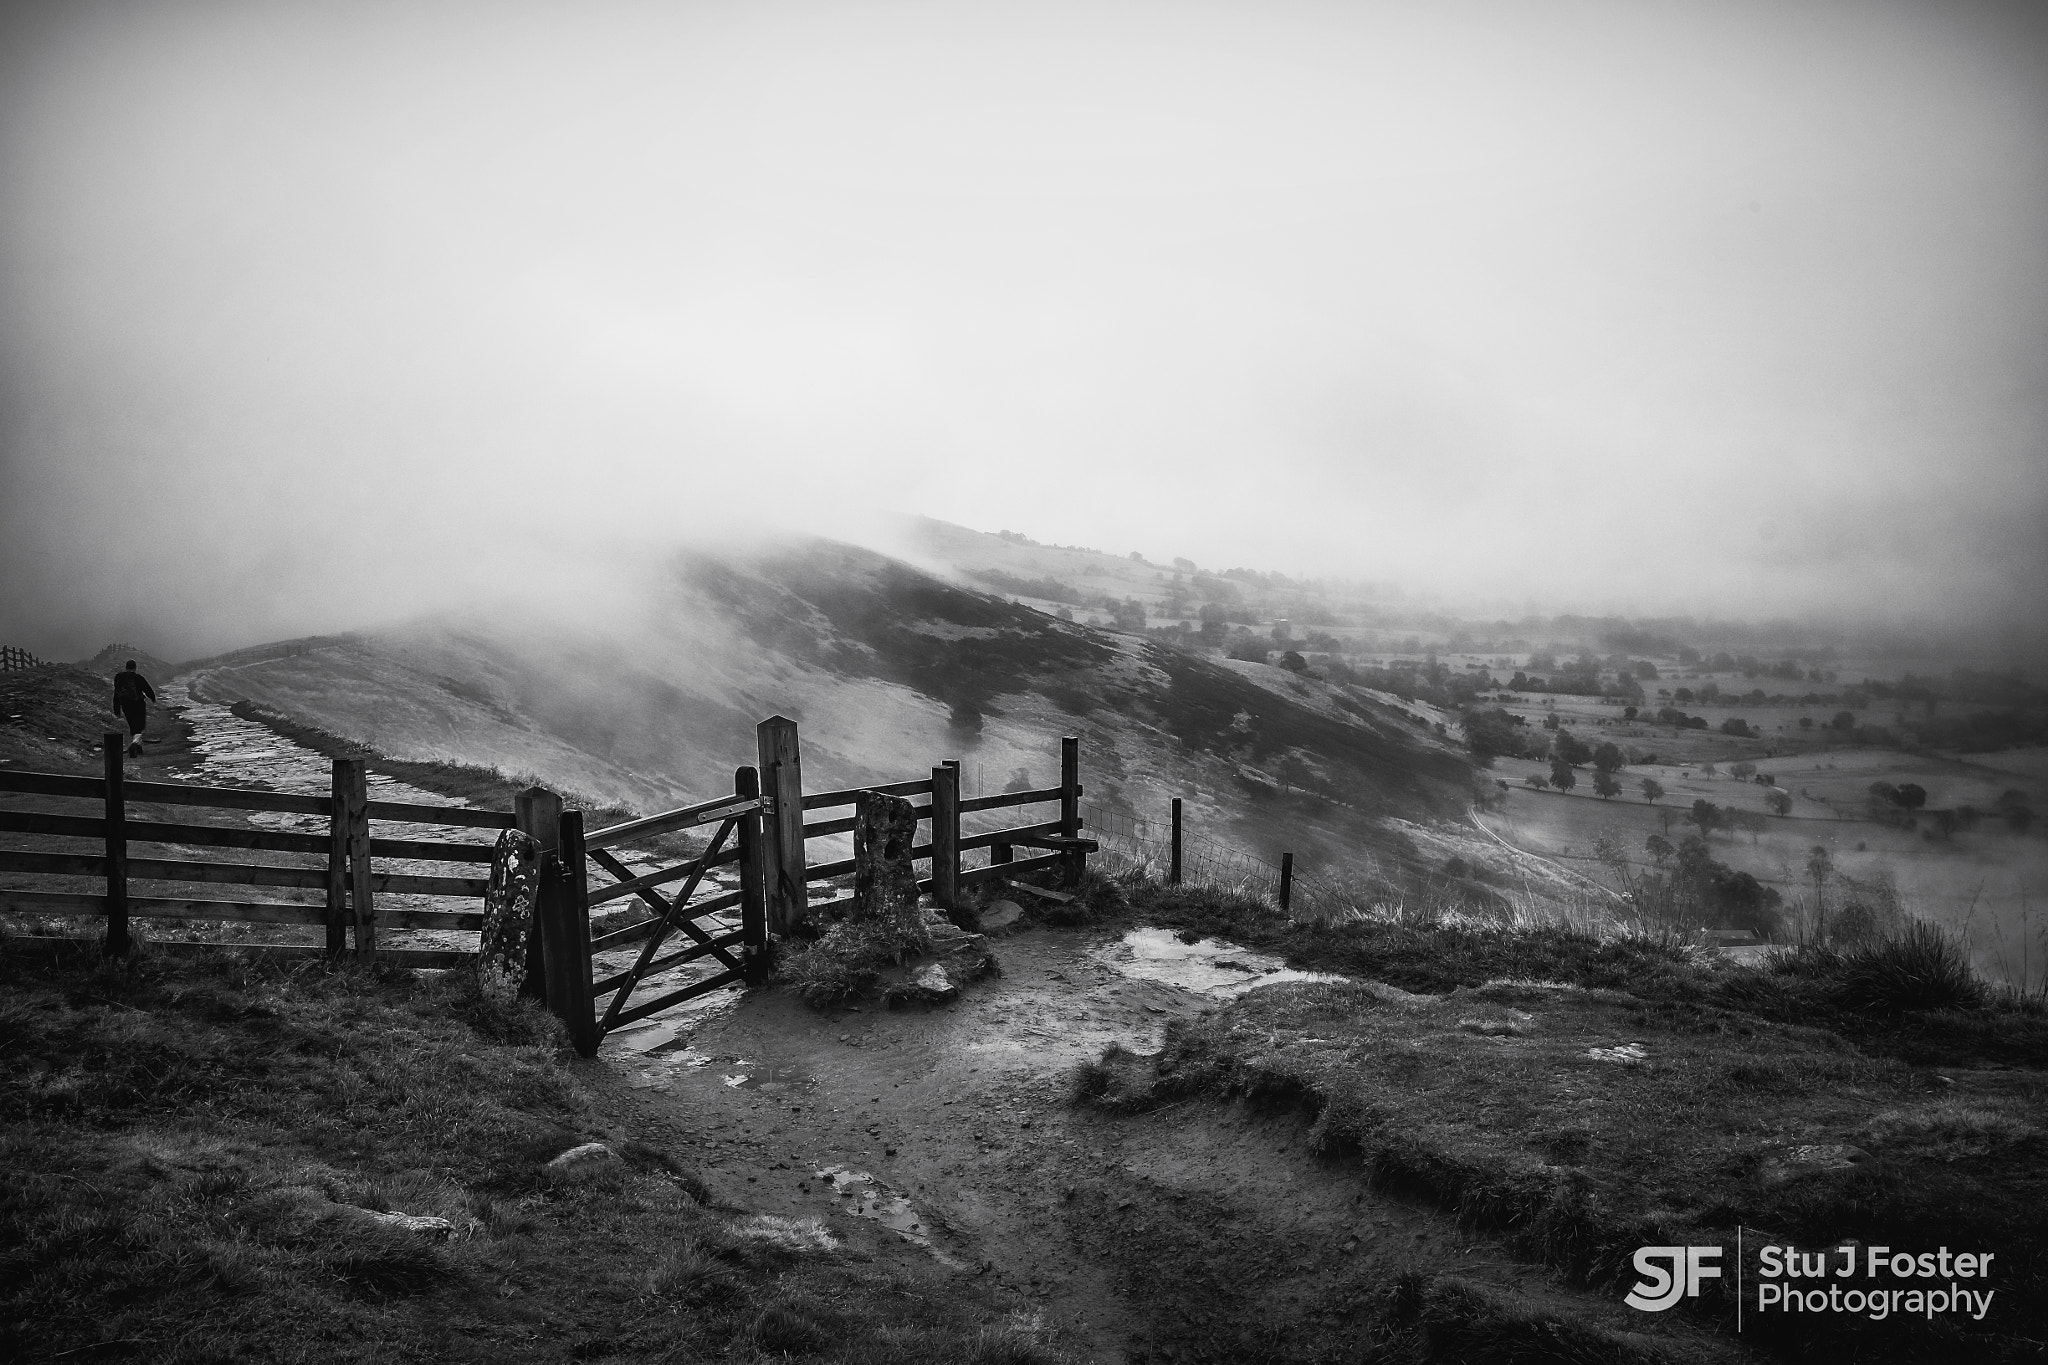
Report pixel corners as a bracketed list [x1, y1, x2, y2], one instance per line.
[76, 643, 181, 683]
[184, 538, 1474, 891]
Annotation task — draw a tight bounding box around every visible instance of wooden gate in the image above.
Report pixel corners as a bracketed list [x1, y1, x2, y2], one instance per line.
[577, 767, 769, 1043]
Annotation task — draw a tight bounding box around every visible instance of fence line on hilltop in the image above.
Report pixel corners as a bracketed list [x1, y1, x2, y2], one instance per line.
[1080, 799, 1371, 923]
[1, 646, 50, 673]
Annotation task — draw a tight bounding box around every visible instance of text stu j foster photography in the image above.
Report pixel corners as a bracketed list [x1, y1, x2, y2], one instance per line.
[1627, 1241, 1999, 1326]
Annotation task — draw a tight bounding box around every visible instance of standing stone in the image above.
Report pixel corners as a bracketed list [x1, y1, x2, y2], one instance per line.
[478, 828, 544, 1000]
[853, 790, 927, 945]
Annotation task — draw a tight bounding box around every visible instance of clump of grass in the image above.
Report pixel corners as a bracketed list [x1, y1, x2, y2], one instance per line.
[777, 918, 931, 1007]
[1859, 1102, 2038, 1162]
[1831, 921, 1987, 1015]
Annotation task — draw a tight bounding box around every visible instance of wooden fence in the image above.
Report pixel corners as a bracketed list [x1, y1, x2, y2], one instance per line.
[1, 646, 49, 672]
[0, 732, 512, 967]
[0, 717, 1091, 1056]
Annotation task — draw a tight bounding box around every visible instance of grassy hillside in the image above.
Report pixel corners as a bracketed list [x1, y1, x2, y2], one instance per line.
[0, 944, 1070, 1364]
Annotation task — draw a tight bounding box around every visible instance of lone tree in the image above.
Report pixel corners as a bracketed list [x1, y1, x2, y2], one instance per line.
[1549, 757, 1578, 793]
[1689, 798, 1723, 839]
[1765, 788, 1793, 817]
[1593, 770, 1622, 800]
[1640, 777, 1665, 805]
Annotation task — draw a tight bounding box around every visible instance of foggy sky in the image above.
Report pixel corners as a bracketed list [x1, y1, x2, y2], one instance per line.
[3, 0, 2045, 661]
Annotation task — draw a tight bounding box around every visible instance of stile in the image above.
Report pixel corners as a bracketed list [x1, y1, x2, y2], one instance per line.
[101, 734, 128, 958]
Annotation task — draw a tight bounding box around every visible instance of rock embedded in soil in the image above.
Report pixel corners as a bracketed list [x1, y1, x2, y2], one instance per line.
[544, 1142, 622, 1180]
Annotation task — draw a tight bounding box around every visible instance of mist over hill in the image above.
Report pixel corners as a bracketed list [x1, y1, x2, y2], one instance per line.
[181, 535, 1474, 893]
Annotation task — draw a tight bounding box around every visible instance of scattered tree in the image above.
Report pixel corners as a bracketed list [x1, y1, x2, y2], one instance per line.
[1765, 788, 1793, 816]
[1552, 730, 1592, 767]
[1689, 799, 1723, 839]
[1592, 741, 1624, 773]
[1640, 777, 1665, 805]
[1593, 770, 1621, 800]
[1549, 757, 1577, 793]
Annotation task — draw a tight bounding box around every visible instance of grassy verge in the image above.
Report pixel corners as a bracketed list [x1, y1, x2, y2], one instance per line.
[0, 940, 1070, 1364]
[1075, 877, 2048, 1362]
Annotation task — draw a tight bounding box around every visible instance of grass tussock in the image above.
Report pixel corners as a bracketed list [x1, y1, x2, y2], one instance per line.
[0, 943, 1076, 1364]
[775, 918, 931, 1007]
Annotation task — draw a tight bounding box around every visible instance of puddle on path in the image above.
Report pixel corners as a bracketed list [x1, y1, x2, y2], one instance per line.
[813, 1166, 966, 1268]
[1089, 927, 1349, 999]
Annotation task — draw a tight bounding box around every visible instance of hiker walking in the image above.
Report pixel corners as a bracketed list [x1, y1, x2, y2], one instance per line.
[112, 660, 156, 758]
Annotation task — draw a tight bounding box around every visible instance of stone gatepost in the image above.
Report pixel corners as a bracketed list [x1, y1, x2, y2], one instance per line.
[478, 828, 545, 999]
[853, 790, 928, 946]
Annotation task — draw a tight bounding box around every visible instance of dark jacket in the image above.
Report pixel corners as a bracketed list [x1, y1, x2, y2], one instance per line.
[113, 672, 156, 709]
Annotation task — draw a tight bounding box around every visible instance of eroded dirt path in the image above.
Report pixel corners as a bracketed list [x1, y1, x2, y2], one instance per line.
[604, 929, 1750, 1365]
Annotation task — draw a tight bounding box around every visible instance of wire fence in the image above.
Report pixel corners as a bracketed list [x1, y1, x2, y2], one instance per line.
[1080, 800, 1376, 924]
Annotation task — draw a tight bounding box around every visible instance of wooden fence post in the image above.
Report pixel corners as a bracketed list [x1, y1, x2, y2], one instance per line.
[1059, 735, 1082, 885]
[342, 759, 373, 962]
[1279, 851, 1294, 915]
[757, 716, 807, 935]
[102, 733, 128, 958]
[541, 809, 598, 1057]
[1170, 797, 1183, 886]
[514, 786, 562, 999]
[736, 765, 770, 981]
[325, 760, 349, 959]
[931, 762, 960, 914]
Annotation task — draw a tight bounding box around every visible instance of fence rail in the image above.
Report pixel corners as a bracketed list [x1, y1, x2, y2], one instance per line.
[0, 645, 49, 672]
[0, 736, 506, 963]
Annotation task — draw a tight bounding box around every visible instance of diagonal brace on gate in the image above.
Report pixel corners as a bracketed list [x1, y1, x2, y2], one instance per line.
[595, 815, 740, 1034]
[586, 843, 746, 978]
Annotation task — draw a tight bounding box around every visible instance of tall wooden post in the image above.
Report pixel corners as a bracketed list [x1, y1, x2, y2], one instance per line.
[541, 809, 598, 1057]
[1058, 735, 1082, 885]
[342, 759, 373, 961]
[1279, 852, 1294, 915]
[736, 765, 771, 981]
[1169, 797, 1183, 886]
[514, 786, 562, 999]
[325, 760, 349, 959]
[101, 733, 129, 958]
[757, 716, 807, 935]
[931, 762, 960, 914]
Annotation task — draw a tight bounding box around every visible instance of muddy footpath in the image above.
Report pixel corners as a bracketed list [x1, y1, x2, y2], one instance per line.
[601, 929, 1747, 1365]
